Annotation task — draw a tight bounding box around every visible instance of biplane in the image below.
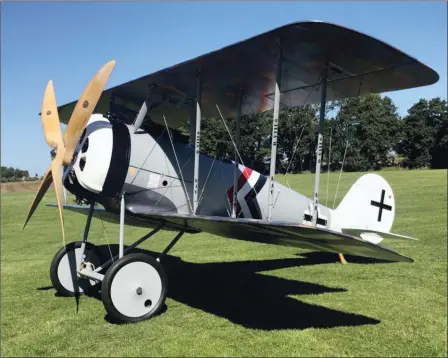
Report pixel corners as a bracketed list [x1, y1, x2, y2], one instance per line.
[22, 21, 438, 323]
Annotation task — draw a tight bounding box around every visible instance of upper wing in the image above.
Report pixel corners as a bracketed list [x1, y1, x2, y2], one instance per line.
[54, 21, 438, 130]
[53, 203, 413, 263]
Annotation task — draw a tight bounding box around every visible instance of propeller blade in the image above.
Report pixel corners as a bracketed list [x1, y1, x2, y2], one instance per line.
[41, 80, 64, 148]
[51, 150, 66, 245]
[22, 167, 53, 231]
[63, 60, 116, 164]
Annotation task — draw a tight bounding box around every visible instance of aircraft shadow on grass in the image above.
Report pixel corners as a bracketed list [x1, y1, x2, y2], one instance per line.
[38, 244, 389, 330]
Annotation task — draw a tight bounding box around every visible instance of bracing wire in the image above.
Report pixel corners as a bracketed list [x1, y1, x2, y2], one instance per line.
[279, 70, 324, 189]
[215, 103, 266, 218]
[325, 126, 332, 206]
[332, 139, 348, 209]
[83, 202, 114, 265]
[97, 206, 115, 264]
[215, 104, 259, 217]
[162, 115, 194, 213]
[281, 123, 305, 189]
[162, 147, 175, 209]
[198, 155, 217, 204]
[215, 104, 245, 166]
[331, 79, 363, 209]
[129, 128, 167, 186]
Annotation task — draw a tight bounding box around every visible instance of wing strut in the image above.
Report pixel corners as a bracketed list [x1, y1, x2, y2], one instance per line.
[231, 87, 244, 218]
[133, 99, 150, 133]
[192, 71, 203, 215]
[311, 63, 329, 226]
[267, 41, 283, 221]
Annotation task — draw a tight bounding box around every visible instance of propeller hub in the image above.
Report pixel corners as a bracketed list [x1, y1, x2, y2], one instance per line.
[50, 147, 57, 160]
[71, 150, 78, 165]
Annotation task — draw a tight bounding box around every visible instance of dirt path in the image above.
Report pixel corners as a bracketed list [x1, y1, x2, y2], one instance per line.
[0, 180, 49, 194]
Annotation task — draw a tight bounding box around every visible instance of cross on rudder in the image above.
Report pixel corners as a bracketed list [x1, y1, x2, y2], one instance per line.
[370, 189, 392, 222]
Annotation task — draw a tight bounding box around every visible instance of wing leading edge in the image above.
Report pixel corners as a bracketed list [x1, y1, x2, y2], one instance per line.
[50, 204, 413, 263]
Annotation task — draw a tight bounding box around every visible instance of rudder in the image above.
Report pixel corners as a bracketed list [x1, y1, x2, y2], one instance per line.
[331, 174, 396, 239]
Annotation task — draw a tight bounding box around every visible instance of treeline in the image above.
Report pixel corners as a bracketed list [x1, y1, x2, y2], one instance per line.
[3, 95, 445, 182]
[1, 167, 39, 183]
[179, 94, 446, 174]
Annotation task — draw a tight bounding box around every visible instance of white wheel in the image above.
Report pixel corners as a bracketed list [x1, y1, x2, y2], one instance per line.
[50, 242, 102, 297]
[101, 253, 167, 323]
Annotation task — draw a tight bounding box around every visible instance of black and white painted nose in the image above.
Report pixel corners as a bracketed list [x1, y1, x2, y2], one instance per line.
[64, 113, 132, 201]
[73, 114, 114, 194]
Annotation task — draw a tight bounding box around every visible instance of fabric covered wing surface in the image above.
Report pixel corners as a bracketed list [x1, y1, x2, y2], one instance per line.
[130, 211, 413, 263]
[56, 204, 412, 263]
[55, 21, 439, 130]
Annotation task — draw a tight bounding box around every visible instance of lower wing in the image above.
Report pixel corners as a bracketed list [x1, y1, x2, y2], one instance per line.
[50, 204, 414, 263]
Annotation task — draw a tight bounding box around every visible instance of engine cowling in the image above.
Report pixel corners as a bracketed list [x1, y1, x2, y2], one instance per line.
[63, 114, 131, 204]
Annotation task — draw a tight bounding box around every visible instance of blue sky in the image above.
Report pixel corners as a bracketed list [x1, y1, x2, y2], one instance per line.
[1, 1, 446, 176]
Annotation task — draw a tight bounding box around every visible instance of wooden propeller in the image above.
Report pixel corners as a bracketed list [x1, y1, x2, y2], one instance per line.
[22, 60, 116, 245]
[63, 60, 116, 164]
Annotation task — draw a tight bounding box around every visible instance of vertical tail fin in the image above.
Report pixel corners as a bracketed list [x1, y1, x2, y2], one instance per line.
[331, 174, 414, 244]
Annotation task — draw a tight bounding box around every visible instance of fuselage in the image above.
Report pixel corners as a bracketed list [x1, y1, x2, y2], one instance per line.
[63, 114, 335, 230]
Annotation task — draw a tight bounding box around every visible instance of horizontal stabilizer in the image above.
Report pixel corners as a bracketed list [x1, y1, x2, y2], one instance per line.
[341, 228, 417, 244]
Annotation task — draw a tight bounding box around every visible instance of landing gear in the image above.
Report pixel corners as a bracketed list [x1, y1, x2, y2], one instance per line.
[101, 253, 167, 323]
[49, 195, 184, 323]
[49, 241, 102, 297]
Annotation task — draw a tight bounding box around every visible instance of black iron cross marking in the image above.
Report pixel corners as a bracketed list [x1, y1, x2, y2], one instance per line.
[370, 189, 392, 222]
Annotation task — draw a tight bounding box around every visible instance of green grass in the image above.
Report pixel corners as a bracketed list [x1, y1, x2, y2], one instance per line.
[1, 169, 447, 357]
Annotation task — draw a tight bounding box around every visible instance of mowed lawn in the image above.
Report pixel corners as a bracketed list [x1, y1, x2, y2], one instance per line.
[1, 169, 446, 357]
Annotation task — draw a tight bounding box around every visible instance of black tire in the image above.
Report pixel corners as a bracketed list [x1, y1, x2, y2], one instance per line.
[50, 241, 102, 297]
[101, 253, 168, 323]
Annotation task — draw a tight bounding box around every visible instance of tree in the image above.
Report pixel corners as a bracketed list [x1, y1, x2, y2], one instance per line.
[429, 98, 448, 169]
[4, 167, 15, 179]
[277, 105, 318, 173]
[128, 93, 444, 176]
[396, 97, 447, 169]
[330, 94, 401, 172]
[432, 118, 448, 169]
[1, 166, 32, 181]
[196, 110, 273, 174]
